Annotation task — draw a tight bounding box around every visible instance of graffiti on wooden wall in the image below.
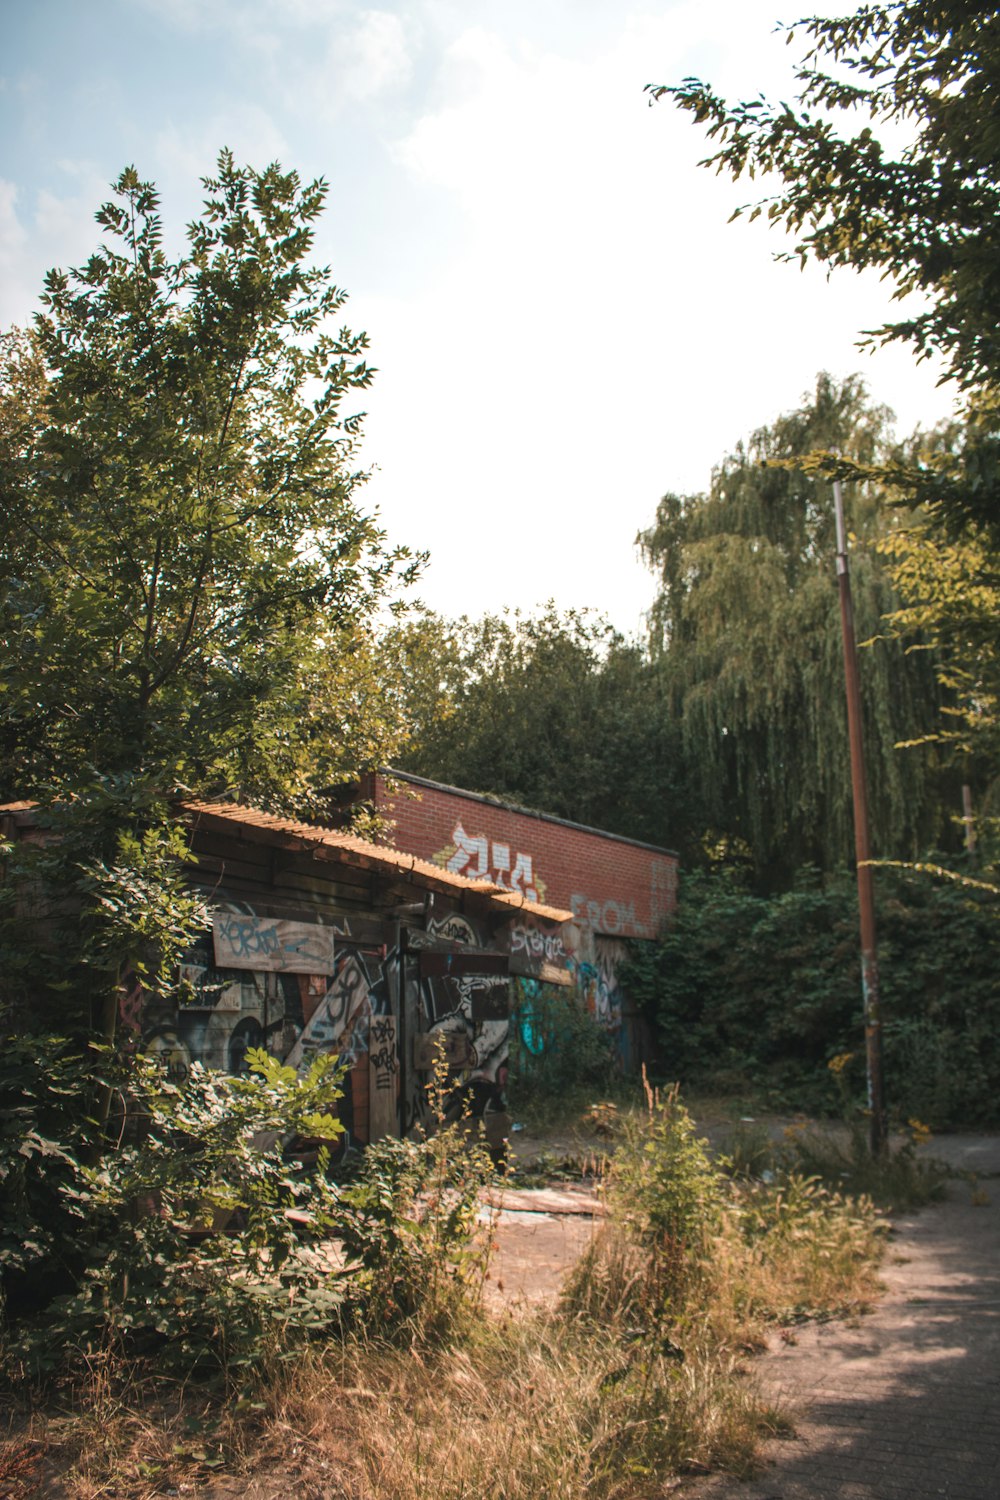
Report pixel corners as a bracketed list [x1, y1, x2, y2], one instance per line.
[212, 914, 336, 974]
[131, 899, 515, 1147]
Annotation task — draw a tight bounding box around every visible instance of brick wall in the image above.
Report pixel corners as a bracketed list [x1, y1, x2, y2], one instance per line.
[370, 772, 678, 940]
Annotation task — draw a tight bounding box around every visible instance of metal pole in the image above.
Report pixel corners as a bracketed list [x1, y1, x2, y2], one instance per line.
[833, 477, 887, 1156]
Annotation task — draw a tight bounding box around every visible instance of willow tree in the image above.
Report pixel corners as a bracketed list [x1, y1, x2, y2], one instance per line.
[639, 374, 954, 889]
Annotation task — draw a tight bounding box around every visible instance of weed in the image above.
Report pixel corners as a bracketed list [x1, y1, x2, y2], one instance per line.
[265, 1320, 775, 1500]
[780, 1064, 949, 1210]
[563, 1072, 884, 1351]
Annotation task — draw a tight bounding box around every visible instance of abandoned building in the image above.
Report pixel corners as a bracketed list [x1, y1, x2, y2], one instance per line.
[2, 780, 677, 1144]
[353, 770, 680, 1071]
[1, 798, 571, 1151]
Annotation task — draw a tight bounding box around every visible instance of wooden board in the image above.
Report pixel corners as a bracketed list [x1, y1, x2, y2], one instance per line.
[418, 951, 508, 978]
[413, 1031, 474, 1071]
[212, 914, 336, 974]
[368, 1013, 398, 1141]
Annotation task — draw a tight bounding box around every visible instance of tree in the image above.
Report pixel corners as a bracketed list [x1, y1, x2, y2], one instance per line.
[0, 154, 419, 1044]
[638, 374, 956, 888]
[0, 154, 419, 815]
[386, 606, 691, 850]
[878, 515, 1000, 861]
[650, 2, 1000, 539]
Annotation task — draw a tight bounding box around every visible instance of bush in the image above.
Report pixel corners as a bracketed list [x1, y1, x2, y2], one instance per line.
[0, 1035, 113, 1315]
[509, 979, 618, 1126]
[563, 1076, 885, 1344]
[623, 869, 1000, 1126]
[335, 1122, 495, 1341]
[2, 1046, 350, 1377]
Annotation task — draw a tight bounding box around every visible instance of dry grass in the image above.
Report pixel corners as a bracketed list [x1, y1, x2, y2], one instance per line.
[1, 1090, 891, 1499]
[263, 1320, 781, 1500]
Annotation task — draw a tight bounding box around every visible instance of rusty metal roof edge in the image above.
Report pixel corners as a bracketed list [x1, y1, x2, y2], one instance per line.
[181, 799, 573, 924]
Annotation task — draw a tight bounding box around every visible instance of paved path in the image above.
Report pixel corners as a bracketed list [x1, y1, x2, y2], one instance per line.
[679, 1136, 1000, 1500]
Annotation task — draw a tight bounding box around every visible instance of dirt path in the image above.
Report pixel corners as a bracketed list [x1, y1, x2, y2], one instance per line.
[493, 1126, 1000, 1498]
[674, 1134, 1000, 1500]
[483, 1184, 603, 1310]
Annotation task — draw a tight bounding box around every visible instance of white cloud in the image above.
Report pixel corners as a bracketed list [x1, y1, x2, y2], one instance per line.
[351, 4, 957, 633]
[0, 180, 27, 261]
[344, 10, 413, 100]
[0, 165, 110, 326]
[2, 0, 960, 635]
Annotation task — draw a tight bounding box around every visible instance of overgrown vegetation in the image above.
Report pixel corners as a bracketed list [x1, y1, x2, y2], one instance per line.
[2, 1074, 892, 1498]
[507, 978, 622, 1133]
[0, 1045, 499, 1385]
[623, 869, 1000, 1126]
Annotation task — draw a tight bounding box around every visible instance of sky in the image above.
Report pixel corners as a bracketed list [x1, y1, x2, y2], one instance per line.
[0, 0, 959, 638]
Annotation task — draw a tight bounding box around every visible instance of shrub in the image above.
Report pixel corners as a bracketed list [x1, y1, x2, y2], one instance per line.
[2, 1047, 349, 1377]
[333, 1121, 495, 1341]
[564, 1076, 885, 1344]
[623, 869, 1000, 1126]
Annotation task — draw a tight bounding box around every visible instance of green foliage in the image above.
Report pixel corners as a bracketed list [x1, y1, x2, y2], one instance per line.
[1, 1041, 502, 1378]
[729, 1171, 884, 1322]
[651, 5, 1000, 401]
[0, 781, 212, 1054]
[609, 1083, 724, 1278]
[638, 374, 955, 887]
[563, 1078, 883, 1338]
[782, 1112, 948, 1213]
[509, 978, 617, 1112]
[623, 869, 1000, 1126]
[651, 3, 1000, 884]
[0, 1036, 110, 1304]
[0, 153, 419, 811]
[2, 1048, 347, 1377]
[877, 512, 1000, 861]
[387, 605, 688, 849]
[334, 1121, 495, 1339]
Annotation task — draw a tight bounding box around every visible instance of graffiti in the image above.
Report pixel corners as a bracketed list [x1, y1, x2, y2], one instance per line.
[427, 912, 477, 946]
[570, 893, 638, 935]
[589, 937, 627, 1029]
[510, 924, 566, 964]
[439, 823, 539, 902]
[515, 978, 546, 1056]
[286, 951, 373, 1073]
[403, 909, 511, 1133]
[227, 1016, 265, 1075]
[144, 1028, 193, 1084]
[131, 893, 515, 1151]
[447, 823, 489, 879]
[369, 1015, 398, 1091]
[213, 915, 336, 974]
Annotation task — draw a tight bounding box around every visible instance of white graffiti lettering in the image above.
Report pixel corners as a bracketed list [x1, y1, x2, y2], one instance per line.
[570, 894, 638, 934]
[444, 824, 538, 901]
[447, 823, 489, 880]
[510, 924, 566, 963]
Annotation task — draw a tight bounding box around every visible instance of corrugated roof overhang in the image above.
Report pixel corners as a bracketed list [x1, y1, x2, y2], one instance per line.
[181, 800, 573, 925]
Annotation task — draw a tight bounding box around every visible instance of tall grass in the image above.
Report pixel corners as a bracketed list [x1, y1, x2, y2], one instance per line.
[6, 1079, 890, 1498]
[268, 1323, 779, 1500]
[563, 1079, 884, 1348]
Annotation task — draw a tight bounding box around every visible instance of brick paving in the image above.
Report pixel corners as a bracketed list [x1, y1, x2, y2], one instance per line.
[679, 1136, 1000, 1500]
